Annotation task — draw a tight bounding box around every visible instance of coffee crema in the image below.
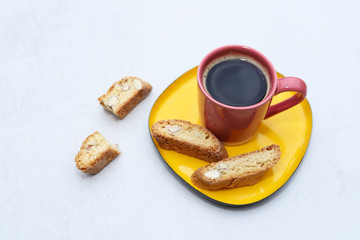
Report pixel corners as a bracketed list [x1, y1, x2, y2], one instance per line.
[202, 54, 270, 107]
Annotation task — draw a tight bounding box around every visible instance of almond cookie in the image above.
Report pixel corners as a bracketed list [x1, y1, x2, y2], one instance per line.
[151, 119, 228, 162]
[191, 144, 281, 190]
[98, 77, 152, 119]
[75, 131, 121, 174]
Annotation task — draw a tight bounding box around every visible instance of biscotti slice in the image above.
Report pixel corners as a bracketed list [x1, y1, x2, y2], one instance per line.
[75, 131, 121, 174]
[98, 77, 152, 119]
[151, 119, 228, 162]
[191, 144, 281, 190]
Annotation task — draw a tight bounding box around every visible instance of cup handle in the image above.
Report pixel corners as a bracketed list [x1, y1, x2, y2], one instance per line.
[265, 77, 307, 119]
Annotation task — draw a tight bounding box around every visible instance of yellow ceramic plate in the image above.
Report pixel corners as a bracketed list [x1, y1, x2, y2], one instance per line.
[149, 66, 312, 206]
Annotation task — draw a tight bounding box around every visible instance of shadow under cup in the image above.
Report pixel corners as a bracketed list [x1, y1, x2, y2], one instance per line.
[197, 45, 306, 145]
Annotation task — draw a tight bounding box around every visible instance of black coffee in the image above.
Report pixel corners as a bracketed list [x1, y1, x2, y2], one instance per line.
[205, 58, 268, 107]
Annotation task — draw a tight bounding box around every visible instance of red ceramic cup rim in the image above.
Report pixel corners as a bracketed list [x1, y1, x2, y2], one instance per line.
[197, 45, 278, 110]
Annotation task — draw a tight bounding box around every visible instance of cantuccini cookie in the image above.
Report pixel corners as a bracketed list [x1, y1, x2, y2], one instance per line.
[151, 119, 228, 162]
[75, 131, 121, 174]
[98, 77, 152, 119]
[191, 144, 281, 190]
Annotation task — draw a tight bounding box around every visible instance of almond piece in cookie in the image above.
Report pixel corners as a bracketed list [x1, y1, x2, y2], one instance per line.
[150, 119, 228, 162]
[75, 131, 121, 174]
[98, 77, 152, 119]
[191, 144, 281, 190]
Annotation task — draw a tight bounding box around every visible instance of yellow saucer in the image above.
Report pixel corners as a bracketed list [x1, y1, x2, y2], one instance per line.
[148, 67, 312, 206]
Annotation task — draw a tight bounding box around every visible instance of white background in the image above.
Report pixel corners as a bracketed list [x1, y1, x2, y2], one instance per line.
[1, 0, 359, 239]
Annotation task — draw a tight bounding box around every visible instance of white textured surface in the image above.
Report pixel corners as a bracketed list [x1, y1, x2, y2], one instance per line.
[1, 0, 359, 239]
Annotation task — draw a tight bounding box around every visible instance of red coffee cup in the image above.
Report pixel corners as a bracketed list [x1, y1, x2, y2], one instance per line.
[197, 45, 307, 145]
